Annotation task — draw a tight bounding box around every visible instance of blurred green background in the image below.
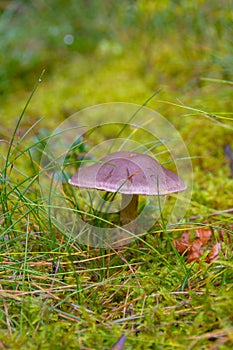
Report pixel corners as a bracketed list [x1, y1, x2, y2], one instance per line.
[1, 0, 232, 105]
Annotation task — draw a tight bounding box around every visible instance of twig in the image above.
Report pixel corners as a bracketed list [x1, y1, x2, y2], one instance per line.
[188, 208, 233, 221]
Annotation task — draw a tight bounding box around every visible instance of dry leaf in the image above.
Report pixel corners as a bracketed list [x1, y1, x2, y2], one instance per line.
[173, 226, 216, 263]
[206, 242, 221, 263]
[187, 239, 203, 263]
[173, 230, 192, 253]
[195, 227, 212, 244]
[174, 222, 232, 263]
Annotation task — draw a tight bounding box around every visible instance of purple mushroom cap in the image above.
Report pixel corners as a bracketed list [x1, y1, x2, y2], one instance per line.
[68, 151, 186, 196]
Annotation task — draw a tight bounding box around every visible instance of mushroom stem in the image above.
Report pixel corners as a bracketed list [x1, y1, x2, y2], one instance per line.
[120, 194, 139, 225]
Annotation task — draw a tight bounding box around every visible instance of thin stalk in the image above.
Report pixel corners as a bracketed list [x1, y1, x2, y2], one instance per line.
[1, 70, 45, 228]
[20, 214, 30, 334]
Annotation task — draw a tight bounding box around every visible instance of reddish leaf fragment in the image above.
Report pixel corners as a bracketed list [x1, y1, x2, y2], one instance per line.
[173, 230, 192, 253]
[173, 226, 214, 263]
[195, 227, 212, 244]
[187, 239, 203, 263]
[206, 243, 221, 263]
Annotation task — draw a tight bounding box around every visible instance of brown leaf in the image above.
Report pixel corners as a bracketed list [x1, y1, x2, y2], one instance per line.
[173, 230, 193, 253]
[173, 226, 213, 263]
[187, 239, 203, 263]
[206, 243, 221, 263]
[174, 223, 231, 263]
[187, 248, 203, 262]
[195, 227, 212, 244]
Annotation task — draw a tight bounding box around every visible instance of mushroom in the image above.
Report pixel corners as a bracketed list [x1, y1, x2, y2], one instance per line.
[68, 151, 186, 226]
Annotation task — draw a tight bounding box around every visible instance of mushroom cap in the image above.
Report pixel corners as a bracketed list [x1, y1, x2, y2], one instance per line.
[68, 151, 186, 195]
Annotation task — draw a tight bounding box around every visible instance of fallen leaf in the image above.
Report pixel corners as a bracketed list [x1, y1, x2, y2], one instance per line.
[173, 224, 231, 263]
[195, 227, 212, 244]
[173, 230, 193, 253]
[173, 226, 213, 263]
[206, 243, 221, 263]
[187, 239, 203, 263]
